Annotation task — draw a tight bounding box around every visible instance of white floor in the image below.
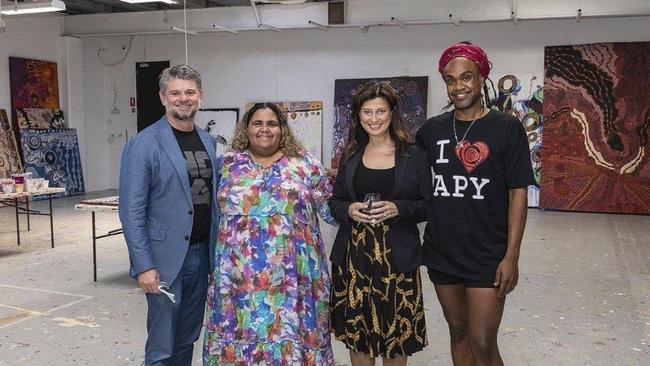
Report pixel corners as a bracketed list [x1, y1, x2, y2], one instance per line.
[0, 190, 648, 365]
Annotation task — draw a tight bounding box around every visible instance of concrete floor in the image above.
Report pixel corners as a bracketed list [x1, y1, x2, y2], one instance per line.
[0, 190, 648, 365]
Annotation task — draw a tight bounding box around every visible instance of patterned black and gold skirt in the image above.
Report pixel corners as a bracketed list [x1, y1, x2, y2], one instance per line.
[330, 222, 427, 359]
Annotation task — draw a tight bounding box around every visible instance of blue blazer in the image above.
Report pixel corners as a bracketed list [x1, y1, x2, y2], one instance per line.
[118, 117, 220, 285]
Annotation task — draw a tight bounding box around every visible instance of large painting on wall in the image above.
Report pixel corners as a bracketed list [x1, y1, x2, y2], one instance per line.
[0, 109, 22, 178]
[490, 74, 543, 207]
[245, 101, 323, 161]
[9, 57, 60, 145]
[541, 42, 650, 214]
[20, 128, 85, 198]
[331, 76, 428, 168]
[279, 101, 322, 160]
[195, 108, 240, 156]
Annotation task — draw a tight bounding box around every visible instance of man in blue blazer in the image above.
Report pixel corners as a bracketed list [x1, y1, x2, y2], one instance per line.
[119, 64, 219, 366]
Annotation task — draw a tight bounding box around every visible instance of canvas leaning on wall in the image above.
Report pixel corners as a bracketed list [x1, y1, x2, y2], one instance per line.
[20, 128, 85, 199]
[195, 108, 240, 156]
[245, 101, 324, 161]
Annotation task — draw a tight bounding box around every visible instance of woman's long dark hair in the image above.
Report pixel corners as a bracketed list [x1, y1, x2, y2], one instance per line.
[343, 81, 412, 163]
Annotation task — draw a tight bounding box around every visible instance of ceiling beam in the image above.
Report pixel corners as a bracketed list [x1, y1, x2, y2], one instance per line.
[185, 0, 209, 9]
[90, 0, 161, 13]
[63, 0, 113, 14]
[207, 0, 251, 6]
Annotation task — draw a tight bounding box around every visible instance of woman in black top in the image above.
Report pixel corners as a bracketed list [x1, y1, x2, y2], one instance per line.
[329, 82, 432, 365]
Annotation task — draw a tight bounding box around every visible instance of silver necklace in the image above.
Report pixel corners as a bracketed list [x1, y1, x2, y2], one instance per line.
[453, 109, 485, 147]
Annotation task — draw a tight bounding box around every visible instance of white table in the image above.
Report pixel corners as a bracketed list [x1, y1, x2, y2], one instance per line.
[0, 187, 66, 248]
[75, 196, 121, 281]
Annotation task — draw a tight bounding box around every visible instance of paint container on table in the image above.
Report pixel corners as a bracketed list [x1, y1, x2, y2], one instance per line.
[26, 178, 43, 192]
[1, 179, 14, 193]
[11, 174, 25, 193]
[23, 173, 35, 191]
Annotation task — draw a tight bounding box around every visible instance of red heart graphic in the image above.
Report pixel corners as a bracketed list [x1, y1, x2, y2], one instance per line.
[455, 140, 490, 173]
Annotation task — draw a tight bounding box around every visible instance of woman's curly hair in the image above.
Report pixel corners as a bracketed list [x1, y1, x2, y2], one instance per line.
[231, 102, 305, 158]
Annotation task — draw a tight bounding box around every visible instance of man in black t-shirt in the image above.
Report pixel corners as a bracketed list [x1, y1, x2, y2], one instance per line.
[119, 64, 218, 366]
[416, 43, 534, 365]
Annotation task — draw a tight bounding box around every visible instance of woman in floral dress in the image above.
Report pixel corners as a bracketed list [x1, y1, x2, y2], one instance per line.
[203, 102, 335, 365]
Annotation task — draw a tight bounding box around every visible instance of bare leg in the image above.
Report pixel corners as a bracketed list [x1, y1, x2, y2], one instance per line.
[434, 284, 475, 366]
[466, 287, 506, 366]
[382, 355, 407, 366]
[350, 350, 375, 366]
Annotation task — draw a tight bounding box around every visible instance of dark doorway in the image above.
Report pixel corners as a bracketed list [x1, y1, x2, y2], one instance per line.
[136, 61, 169, 132]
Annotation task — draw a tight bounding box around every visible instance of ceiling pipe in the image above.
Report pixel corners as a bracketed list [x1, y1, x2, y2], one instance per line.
[170, 25, 197, 35]
[391, 17, 406, 29]
[511, 0, 518, 24]
[308, 20, 328, 31]
[448, 13, 460, 26]
[260, 23, 282, 32]
[211, 23, 238, 33]
[249, 0, 281, 32]
[249, 0, 261, 27]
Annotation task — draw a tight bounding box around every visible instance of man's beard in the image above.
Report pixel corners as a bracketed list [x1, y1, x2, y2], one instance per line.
[169, 105, 197, 121]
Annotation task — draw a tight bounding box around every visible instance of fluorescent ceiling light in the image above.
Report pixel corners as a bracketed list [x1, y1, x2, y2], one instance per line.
[1, 0, 66, 15]
[120, 0, 178, 4]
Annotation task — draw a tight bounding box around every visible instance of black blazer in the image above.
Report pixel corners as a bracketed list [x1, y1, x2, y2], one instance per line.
[328, 144, 432, 273]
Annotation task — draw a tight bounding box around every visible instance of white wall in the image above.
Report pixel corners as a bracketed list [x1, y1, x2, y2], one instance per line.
[0, 15, 65, 116]
[75, 15, 650, 190]
[5, 0, 648, 191]
[0, 14, 87, 183]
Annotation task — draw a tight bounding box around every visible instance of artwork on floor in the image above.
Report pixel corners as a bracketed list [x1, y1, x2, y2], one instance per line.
[331, 76, 428, 168]
[20, 128, 85, 199]
[490, 74, 543, 207]
[541, 42, 650, 214]
[0, 109, 22, 178]
[245, 101, 323, 161]
[9, 57, 60, 145]
[79, 196, 119, 207]
[195, 108, 240, 156]
[16, 108, 65, 129]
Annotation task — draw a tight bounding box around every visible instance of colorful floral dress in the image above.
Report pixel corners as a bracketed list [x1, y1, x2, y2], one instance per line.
[203, 150, 336, 366]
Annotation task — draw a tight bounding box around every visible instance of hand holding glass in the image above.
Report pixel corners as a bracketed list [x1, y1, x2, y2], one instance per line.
[361, 193, 381, 215]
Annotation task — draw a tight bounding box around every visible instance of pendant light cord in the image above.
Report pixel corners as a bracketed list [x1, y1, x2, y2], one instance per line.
[184, 0, 188, 65]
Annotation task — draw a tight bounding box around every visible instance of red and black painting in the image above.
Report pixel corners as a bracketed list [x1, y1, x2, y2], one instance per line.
[541, 42, 650, 214]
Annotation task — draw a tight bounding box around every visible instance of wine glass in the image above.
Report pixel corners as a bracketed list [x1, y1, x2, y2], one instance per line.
[361, 193, 381, 214]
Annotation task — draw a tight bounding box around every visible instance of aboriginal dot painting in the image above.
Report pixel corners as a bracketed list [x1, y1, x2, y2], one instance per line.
[20, 128, 85, 198]
[541, 43, 650, 214]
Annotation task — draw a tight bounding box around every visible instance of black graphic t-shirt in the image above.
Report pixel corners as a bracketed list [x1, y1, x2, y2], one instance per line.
[172, 127, 213, 244]
[416, 109, 534, 281]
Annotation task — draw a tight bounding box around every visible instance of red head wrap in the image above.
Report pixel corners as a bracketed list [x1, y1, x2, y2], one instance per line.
[438, 43, 491, 79]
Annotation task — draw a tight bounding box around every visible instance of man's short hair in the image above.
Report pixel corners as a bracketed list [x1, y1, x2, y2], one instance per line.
[159, 64, 202, 92]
